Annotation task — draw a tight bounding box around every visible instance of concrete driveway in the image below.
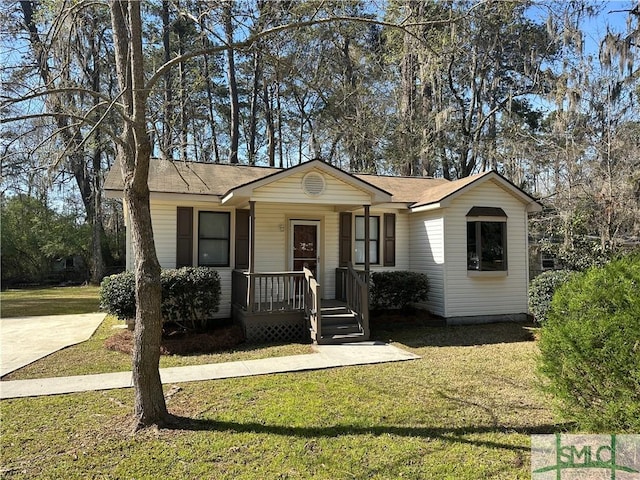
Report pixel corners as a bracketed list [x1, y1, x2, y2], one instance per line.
[0, 313, 105, 377]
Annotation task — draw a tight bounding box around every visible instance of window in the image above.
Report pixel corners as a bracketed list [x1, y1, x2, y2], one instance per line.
[466, 207, 507, 271]
[541, 252, 555, 270]
[355, 215, 379, 264]
[198, 211, 230, 267]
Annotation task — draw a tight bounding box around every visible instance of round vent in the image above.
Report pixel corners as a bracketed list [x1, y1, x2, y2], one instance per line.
[302, 172, 326, 196]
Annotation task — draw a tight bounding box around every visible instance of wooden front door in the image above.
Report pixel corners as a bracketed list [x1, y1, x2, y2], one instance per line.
[291, 221, 320, 281]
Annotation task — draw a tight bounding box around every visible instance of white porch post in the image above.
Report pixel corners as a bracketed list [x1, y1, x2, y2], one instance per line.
[247, 201, 256, 312]
[364, 204, 370, 274]
[249, 200, 256, 273]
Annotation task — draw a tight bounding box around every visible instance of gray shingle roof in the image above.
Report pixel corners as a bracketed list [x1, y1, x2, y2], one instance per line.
[105, 159, 536, 208]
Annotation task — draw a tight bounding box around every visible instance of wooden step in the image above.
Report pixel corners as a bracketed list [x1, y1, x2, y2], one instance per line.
[322, 322, 362, 336]
[318, 331, 367, 344]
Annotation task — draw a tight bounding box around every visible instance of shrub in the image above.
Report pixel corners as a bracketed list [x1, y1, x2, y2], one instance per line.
[371, 271, 429, 311]
[161, 267, 221, 330]
[99, 270, 136, 320]
[100, 267, 221, 330]
[537, 255, 640, 432]
[528, 269, 575, 323]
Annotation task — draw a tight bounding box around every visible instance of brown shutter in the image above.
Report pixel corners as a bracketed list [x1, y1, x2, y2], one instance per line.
[235, 209, 250, 270]
[339, 212, 352, 267]
[176, 207, 193, 267]
[383, 213, 396, 267]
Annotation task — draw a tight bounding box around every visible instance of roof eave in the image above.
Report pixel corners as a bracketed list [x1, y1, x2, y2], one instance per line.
[410, 202, 444, 213]
[223, 159, 393, 204]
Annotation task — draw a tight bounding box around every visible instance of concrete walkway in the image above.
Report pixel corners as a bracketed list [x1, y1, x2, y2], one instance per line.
[0, 313, 106, 377]
[0, 342, 420, 399]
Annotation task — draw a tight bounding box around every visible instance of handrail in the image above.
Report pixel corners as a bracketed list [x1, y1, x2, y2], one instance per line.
[303, 267, 321, 344]
[335, 263, 369, 339]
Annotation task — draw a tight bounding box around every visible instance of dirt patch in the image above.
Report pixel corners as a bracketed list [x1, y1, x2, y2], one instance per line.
[105, 324, 245, 356]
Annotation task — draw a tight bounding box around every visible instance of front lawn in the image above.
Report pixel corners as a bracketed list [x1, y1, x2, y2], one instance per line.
[2, 314, 314, 380]
[0, 322, 566, 479]
[0, 286, 101, 318]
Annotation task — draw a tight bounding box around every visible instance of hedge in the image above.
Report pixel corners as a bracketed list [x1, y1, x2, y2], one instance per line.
[528, 269, 575, 323]
[100, 267, 221, 331]
[537, 255, 640, 432]
[371, 271, 429, 311]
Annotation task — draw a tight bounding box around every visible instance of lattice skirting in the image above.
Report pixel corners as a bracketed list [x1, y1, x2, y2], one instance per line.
[245, 322, 305, 343]
[238, 311, 308, 343]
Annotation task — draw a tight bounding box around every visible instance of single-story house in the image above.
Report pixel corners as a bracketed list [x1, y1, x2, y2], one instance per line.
[105, 158, 542, 344]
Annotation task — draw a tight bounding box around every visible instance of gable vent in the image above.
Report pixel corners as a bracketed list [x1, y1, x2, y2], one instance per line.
[302, 172, 326, 196]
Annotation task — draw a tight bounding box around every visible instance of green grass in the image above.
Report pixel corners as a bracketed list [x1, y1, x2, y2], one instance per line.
[0, 322, 567, 479]
[2, 314, 313, 380]
[0, 286, 101, 317]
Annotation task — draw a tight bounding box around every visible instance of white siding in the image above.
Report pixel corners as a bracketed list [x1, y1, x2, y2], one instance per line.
[142, 199, 235, 319]
[150, 202, 177, 268]
[443, 180, 529, 318]
[252, 169, 371, 205]
[409, 213, 446, 316]
[253, 202, 340, 299]
[131, 196, 409, 317]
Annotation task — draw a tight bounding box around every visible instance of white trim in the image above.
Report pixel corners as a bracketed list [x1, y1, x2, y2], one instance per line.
[467, 270, 508, 278]
[223, 160, 393, 205]
[410, 202, 444, 213]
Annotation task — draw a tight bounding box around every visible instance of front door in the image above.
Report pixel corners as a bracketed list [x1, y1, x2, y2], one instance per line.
[291, 221, 320, 281]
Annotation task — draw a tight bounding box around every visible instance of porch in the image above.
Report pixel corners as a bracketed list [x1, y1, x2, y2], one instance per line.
[231, 265, 369, 344]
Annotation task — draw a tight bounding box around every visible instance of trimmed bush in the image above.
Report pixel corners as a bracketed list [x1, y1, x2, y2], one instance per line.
[528, 269, 575, 323]
[161, 267, 221, 330]
[371, 271, 429, 311]
[537, 255, 640, 432]
[100, 267, 221, 331]
[99, 270, 135, 320]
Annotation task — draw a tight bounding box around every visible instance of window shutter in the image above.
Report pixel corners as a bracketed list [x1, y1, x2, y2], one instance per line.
[235, 209, 250, 270]
[383, 213, 396, 267]
[339, 212, 352, 267]
[176, 207, 193, 267]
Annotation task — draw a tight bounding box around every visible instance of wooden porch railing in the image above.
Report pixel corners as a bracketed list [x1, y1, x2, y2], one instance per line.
[232, 270, 306, 313]
[232, 269, 322, 343]
[335, 263, 369, 339]
[303, 267, 321, 344]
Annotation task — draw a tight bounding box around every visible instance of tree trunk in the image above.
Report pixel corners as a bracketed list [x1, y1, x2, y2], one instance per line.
[162, 0, 174, 160]
[224, 2, 239, 164]
[177, 17, 188, 162]
[126, 182, 166, 427]
[198, 7, 220, 164]
[20, 0, 109, 284]
[110, 0, 168, 430]
[264, 80, 276, 166]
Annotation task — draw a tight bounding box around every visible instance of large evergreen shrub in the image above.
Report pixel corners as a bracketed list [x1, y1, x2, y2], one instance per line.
[528, 269, 575, 323]
[371, 271, 429, 311]
[99, 270, 136, 319]
[537, 255, 640, 431]
[100, 267, 221, 330]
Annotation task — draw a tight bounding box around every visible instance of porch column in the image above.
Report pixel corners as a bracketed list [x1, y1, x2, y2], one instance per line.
[249, 200, 256, 273]
[247, 201, 256, 313]
[364, 204, 370, 273]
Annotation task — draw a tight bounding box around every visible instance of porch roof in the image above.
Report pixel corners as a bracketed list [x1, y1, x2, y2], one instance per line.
[221, 159, 393, 205]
